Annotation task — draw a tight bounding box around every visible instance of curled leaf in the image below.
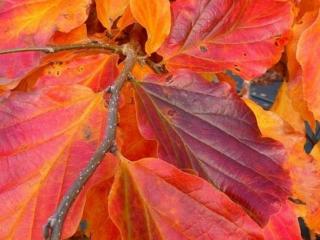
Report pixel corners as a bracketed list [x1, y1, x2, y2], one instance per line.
[130, 0, 171, 54]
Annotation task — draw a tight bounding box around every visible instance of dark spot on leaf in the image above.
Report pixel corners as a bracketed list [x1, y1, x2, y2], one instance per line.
[167, 109, 176, 116]
[234, 64, 241, 72]
[78, 66, 84, 72]
[83, 126, 92, 140]
[200, 45, 208, 53]
[56, 71, 61, 76]
[165, 75, 173, 84]
[243, 53, 247, 56]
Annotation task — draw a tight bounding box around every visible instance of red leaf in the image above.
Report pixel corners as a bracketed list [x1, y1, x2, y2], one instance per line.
[0, 85, 117, 239]
[263, 203, 301, 240]
[109, 157, 264, 239]
[133, 70, 290, 226]
[159, 0, 293, 79]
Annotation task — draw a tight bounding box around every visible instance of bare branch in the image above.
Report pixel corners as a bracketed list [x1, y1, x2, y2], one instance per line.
[0, 41, 122, 55]
[145, 58, 167, 74]
[43, 44, 137, 240]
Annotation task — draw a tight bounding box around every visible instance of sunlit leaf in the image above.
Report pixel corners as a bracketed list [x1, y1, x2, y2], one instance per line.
[159, 0, 293, 80]
[246, 99, 320, 234]
[271, 82, 305, 134]
[0, 0, 91, 83]
[109, 157, 264, 239]
[297, 9, 320, 121]
[34, 54, 119, 91]
[96, 0, 129, 31]
[130, 0, 171, 54]
[0, 85, 117, 239]
[286, 10, 316, 127]
[133, 70, 290, 226]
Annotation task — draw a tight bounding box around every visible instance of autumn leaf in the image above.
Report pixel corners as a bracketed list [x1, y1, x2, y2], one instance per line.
[263, 203, 301, 240]
[271, 82, 306, 134]
[159, 0, 293, 80]
[33, 54, 119, 92]
[96, 0, 129, 31]
[133, 70, 290, 226]
[0, 85, 117, 239]
[285, 10, 317, 126]
[296, 9, 320, 121]
[109, 157, 264, 240]
[246, 99, 320, 234]
[130, 0, 171, 54]
[50, 24, 88, 45]
[0, 0, 91, 83]
[82, 179, 120, 240]
[117, 83, 157, 161]
[290, 143, 320, 234]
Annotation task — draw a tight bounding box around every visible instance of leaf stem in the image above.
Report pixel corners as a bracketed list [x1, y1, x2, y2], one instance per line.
[43, 44, 137, 240]
[0, 41, 122, 55]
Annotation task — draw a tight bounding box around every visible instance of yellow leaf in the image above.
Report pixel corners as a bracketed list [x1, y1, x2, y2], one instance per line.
[96, 0, 129, 30]
[130, 0, 171, 54]
[271, 82, 305, 134]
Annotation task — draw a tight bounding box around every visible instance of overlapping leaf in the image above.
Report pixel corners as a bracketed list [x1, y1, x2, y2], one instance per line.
[33, 54, 119, 91]
[133, 70, 290, 226]
[159, 0, 293, 79]
[95, 0, 129, 31]
[296, 9, 320, 121]
[0, 85, 117, 239]
[82, 179, 120, 240]
[109, 157, 264, 240]
[285, 10, 317, 126]
[130, 0, 171, 54]
[117, 83, 157, 161]
[0, 0, 91, 83]
[263, 203, 301, 240]
[247, 100, 320, 234]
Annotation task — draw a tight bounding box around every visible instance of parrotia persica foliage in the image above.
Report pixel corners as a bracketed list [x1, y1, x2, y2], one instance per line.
[0, 0, 319, 239]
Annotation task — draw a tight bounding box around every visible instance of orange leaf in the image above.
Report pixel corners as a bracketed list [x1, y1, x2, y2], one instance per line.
[130, 0, 171, 54]
[0, 0, 91, 82]
[0, 85, 117, 239]
[246, 99, 320, 234]
[117, 7, 135, 31]
[34, 54, 119, 92]
[285, 10, 317, 126]
[271, 82, 306, 134]
[117, 83, 157, 161]
[109, 158, 264, 239]
[50, 24, 88, 45]
[82, 179, 120, 240]
[245, 99, 304, 149]
[96, 0, 129, 31]
[297, 9, 320, 120]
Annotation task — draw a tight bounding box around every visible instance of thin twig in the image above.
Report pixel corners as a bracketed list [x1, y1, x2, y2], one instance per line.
[145, 58, 167, 74]
[0, 41, 122, 55]
[43, 44, 137, 240]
